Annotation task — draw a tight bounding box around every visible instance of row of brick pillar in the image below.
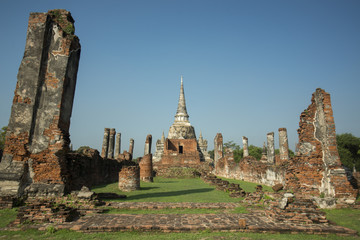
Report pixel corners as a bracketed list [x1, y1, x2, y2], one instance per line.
[214, 128, 289, 164]
[101, 128, 134, 159]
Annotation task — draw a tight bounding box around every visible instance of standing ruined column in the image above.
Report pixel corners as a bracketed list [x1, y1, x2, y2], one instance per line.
[140, 134, 153, 182]
[278, 128, 289, 161]
[101, 128, 110, 158]
[261, 142, 267, 161]
[0, 9, 81, 198]
[214, 133, 223, 165]
[144, 134, 152, 155]
[129, 138, 134, 156]
[267, 132, 275, 164]
[107, 128, 116, 159]
[115, 133, 121, 159]
[242, 136, 249, 157]
[118, 166, 140, 191]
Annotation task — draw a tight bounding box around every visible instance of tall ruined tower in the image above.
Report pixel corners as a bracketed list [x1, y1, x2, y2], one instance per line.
[0, 10, 81, 199]
[153, 76, 210, 169]
[167, 76, 196, 139]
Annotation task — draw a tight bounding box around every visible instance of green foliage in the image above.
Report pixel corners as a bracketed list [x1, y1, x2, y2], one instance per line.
[336, 133, 360, 171]
[223, 141, 266, 161]
[248, 145, 262, 160]
[63, 23, 75, 35]
[208, 150, 214, 160]
[224, 140, 240, 151]
[49, 10, 75, 35]
[0, 126, 7, 150]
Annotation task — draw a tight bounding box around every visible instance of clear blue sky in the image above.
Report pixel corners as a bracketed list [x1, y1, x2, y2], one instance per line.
[0, 0, 359, 158]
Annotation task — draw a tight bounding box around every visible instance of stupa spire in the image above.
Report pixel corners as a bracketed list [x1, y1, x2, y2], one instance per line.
[175, 75, 189, 122]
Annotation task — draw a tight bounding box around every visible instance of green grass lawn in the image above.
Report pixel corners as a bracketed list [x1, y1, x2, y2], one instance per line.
[92, 176, 273, 203]
[93, 177, 242, 202]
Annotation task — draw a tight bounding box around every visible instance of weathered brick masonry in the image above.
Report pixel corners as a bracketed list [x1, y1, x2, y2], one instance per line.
[286, 88, 357, 205]
[0, 10, 80, 198]
[215, 88, 357, 206]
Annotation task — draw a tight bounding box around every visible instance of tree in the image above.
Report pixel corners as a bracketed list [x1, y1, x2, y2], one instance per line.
[248, 145, 262, 160]
[0, 126, 7, 150]
[336, 133, 360, 171]
[208, 150, 214, 160]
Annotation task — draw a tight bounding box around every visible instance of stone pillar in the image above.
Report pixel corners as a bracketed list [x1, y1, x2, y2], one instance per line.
[242, 136, 249, 157]
[267, 132, 275, 164]
[101, 128, 110, 158]
[129, 138, 134, 156]
[214, 133, 223, 165]
[115, 133, 121, 159]
[144, 134, 152, 155]
[278, 128, 289, 161]
[118, 166, 140, 192]
[0, 9, 81, 198]
[107, 128, 116, 159]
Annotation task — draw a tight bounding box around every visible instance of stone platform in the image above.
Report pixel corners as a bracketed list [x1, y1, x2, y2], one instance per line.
[5, 202, 357, 236]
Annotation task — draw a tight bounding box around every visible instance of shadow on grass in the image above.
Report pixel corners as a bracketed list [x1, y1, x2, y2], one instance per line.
[140, 187, 160, 190]
[125, 188, 214, 201]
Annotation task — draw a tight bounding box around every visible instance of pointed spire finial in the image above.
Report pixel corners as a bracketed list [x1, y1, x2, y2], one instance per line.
[174, 75, 189, 123]
[161, 131, 165, 142]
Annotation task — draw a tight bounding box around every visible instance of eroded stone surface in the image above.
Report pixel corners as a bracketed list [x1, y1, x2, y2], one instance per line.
[0, 9, 81, 198]
[286, 88, 357, 206]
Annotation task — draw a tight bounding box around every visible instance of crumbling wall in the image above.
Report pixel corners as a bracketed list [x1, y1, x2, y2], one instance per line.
[65, 149, 135, 192]
[215, 152, 285, 186]
[286, 88, 357, 205]
[0, 9, 80, 198]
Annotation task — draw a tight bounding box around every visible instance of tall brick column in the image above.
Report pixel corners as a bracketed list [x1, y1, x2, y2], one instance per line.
[242, 136, 249, 157]
[115, 133, 121, 159]
[101, 128, 110, 158]
[214, 133, 223, 165]
[107, 128, 116, 159]
[140, 134, 153, 182]
[278, 128, 289, 161]
[0, 9, 81, 198]
[129, 138, 134, 156]
[267, 132, 275, 164]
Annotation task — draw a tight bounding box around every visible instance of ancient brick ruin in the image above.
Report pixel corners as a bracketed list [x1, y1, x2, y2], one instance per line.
[214, 88, 357, 207]
[139, 134, 153, 182]
[0, 10, 128, 205]
[118, 166, 140, 192]
[0, 10, 81, 198]
[286, 88, 357, 206]
[153, 76, 211, 171]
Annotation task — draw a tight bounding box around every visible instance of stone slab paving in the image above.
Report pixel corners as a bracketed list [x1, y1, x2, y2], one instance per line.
[49, 202, 356, 236]
[53, 211, 356, 236]
[107, 202, 240, 209]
